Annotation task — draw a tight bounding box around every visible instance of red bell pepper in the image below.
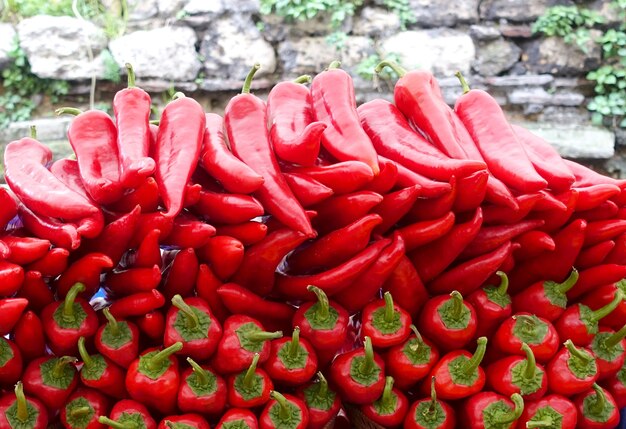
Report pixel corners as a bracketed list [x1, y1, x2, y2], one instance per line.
[11, 310, 45, 362]
[547, 340, 599, 396]
[493, 314, 560, 363]
[567, 263, 626, 301]
[94, 307, 139, 369]
[295, 372, 341, 429]
[467, 271, 512, 339]
[513, 268, 579, 322]
[157, 414, 209, 429]
[0, 297, 28, 336]
[360, 376, 409, 428]
[385, 325, 439, 391]
[581, 281, 626, 331]
[226, 353, 273, 409]
[215, 409, 258, 429]
[0, 337, 22, 386]
[263, 327, 318, 386]
[177, 358, 227, 417]
[590, 325, 626, 380]
[359, 291, 411, 349]
[574, 384, 619, 429]
[604, 363, 626, 409]
[60, 387, 109, 429]
[98, 400, 156, 429]
[77, 337, 127, 399]
[259, 391, 309, 429]
[0, 382, 48, 429]
[519, 394, 577, 429]
[461, 392, 524, 429]
[22, 355, 78, 412]
[403, 377, 456, 429]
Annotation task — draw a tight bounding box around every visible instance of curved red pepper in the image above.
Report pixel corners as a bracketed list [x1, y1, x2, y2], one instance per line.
[3, 236, 50, 266]
[284, 161, 373, 196]
[214, 221, 268, 246]
[398, 211, 455, 252]
[460, 220, 544, 260]
[382, 255, 429, 318]
[12, 310, 45, 361]
[373, 185, 422, 234]
[576, 240, 615, 269]
[55, 253, 114, 298]
[0, 382, 48, 429]
[16, 271, 52, 312]
[193, 189, 264, 225]
[132, 229, 162, 268]
[108, 289, 166, 319]
[0, 297, 28, 336]
[311, 191, 383, 235]
[82, 205, 141, 266]
[575, 200, 619, 222]
[283, 172, 334, 207]
[197, 236, 244, 281]
[483, 193, 545, 225]
[105, 265, 162, 296]
[177, 358, 227, 417]
[161, 248, 199, 300]
[392, 160, 452, 200]
[365, 157, 398, 194]
[575, 184, 621, 211]
[514, 230, 556, 261]
[454, 170, 489, 213]
[493, 314, 560, 364]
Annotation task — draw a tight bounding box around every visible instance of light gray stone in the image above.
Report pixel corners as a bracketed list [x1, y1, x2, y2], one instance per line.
[473, 38, 521, 76]
[157, 0, 187, 18]
[109, 26, 202, 81]
[338, 36, 376, 70]
[127, 0, 159, 20]
[517, 121, 615, 159]
[537, 106, 592, 124]
[353, 7, 400, 36]
[200, 14, 276, 80]
[499, 24, 533, 38]
[409, 0, 479, 27]
[524, 33, 603, 75]
[0, 24, 16, 70]
[17, 16, 108, 80]
[278, 37, 337, 75]
[480, 0, 574, 22]
[183, 0, 224, 15]
[484, 74, 554, 86]
[380, 29, 475, 76]
[508, 88, 585, 106]
[222, 0, 259, 13]
[0, 117, 72, 143]
[469, 25, 501, 41]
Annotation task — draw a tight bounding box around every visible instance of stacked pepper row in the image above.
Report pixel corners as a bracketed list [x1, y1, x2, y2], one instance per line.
[0, 58, 625, 428]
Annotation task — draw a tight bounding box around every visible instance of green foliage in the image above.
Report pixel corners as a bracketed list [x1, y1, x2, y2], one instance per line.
[534, 0, 626, 128]
[101, 49, 121, 83]
[2, 0, 76, 19]
[356, 52, 402, 81]
[0, 38, 69, 129]
[260, 0, 364, 29]
[381, 0, 415, 30]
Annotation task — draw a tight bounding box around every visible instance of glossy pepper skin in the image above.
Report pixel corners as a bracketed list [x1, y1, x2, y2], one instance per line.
[360, 291, 412, 349]
[385, 325, 439, 391]
[55, 253, 113, 298]
[0, 337, 22, 386]
[574, 384, 619, 429]
[589, 325, 626, 380]
[177, 358, 226, 416]
[125, 342, 183, 415]
[360, 376, 409, 428]
[486, 343, 548, 401]
[60, 388, 109, 429]
[493, 314, 560, 364]
[404, 377, 456, 429]
[215, 408, 259, 429]
[467, 271, 512, 339]
[98, 399, 156, 429]
[263, 327, 318, 386]
[330, 336, 385, 405]
[22, 355, 78, 412]
[0, 298, 28, 337]
[547, 340, 599, 396]
[295, 372, 341, 429]
[0, 382, 48, 429]
[513, 268, 579, 322]
[157, 414, 210, 429]
[77, 337, 127, 399]
[461, 392, 524, 429]
[227, 353, 273, 409]
[518, 394, 577, 429]
[94, 308, 139, 369]
[259, 391, 309, 429]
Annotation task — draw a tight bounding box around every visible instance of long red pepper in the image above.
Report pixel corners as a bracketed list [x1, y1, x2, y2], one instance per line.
[397, 211, 455, 252]
[284, 161, 373, 195]
[493, 314, 560, 363]
[267, 75, 326, 166]
[105, 265, 161, 296]
[606, 232, 626, 264]
[0, 188, 18, 231]
[575, 184, 621, 211]
[365, 157, 398, 194]
[161, 248, 199, 300]
[108, 177, 159, 214]
[0, 382, 48, 429]
[483, 192, 545, 226]
[574, 383, 619, 429]
[0, 261, 24, 297]
[372, 185, 422, 234]
[460, 219, 544, 260]
[177, 358, 227, 417]
[16, 271, 52, 312]
[214, 221, 268, 246]
[226, 64, 314, 237]
[114, 64, 155, 188]
[0, 298, 28, 335]
[391, 159, 452, 198]
[155, 92, 205, 218]
[311, 61, 379, 174]
[514, 230, 556, 260]
[2, 236, 50, 266]
[83, 206, 141, 266]
[12, 310, 45, 361]
[283, 173, 334, 207]
[192, 189, 264, 225]
[311, 190, 383, 235]
[55, 253, 113, 298]
[454, 170, 489, 213]
[576, 240, 615, 269]
[134, 311, 165, 341]
[575, 200, 620, 222]
[382, 255, 429, 318]
[108, 289, 166, 319]
[194, 264, 228, 323]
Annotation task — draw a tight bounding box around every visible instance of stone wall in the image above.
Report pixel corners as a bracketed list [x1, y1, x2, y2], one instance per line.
[0, 0, 623, 175]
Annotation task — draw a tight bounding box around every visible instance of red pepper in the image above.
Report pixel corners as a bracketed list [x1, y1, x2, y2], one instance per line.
[98, 399, 156, 429]
[108, 177, 159, 214]
[529, 189, 579, 233]
[94, 307, 140, 369]
[23, 355, 78, 412]
[113, 64, 155, 188]
[177, 358, 227, 417]
[0, 382, 48, 429]
[135, 311, 165, 341]
[482, 192, 545, 225]
[61, 387, 110, 429]
[409, 208, 483, 283]
[461, 392, 524, 429]
[214, 221, 268, 246]
[425, 337, 487, 400]
[547, 340, 599, 396]
[2, 236, 49, 266]
[26, 247, 70, 278]
[164, 295, 222, 361]
[0, 337, 22, 386]
[158, 414, 210, 429]
[259, 391, 309, 429]
[267, 75, 325, 166]
[275, 238, 390, 300]
[311, 190, 383, 235]
[291, 286, 349, 352]
[192, 189, 264, 225]
[161, 248, 199, 300]
[194, 264, 228, 323]
[196, 236, 244, 281]
[454, 73, 547, 192]
[466, 272, 512, 339]
[211, 315, 283, 374]
[105, 265, 162, 296]
[398, 211, 455, 252]
[358, 291, 411, 349]
[392, 160, 452, 199]
[382, 255, 429, 318]
[0, 188, 18, 231]
[217, 283, 294, 333]
[428, 241, 514, 296]
[460, 220, 544, 260]
[132, 229, 162, 269]
[18, 202, 81, 250]
[486, 342, 547, 401]
[514, 230, 556, 260]
[364, 157, 398, 194]
[126, 342, 183, 414]
[565, 159, 626, 188]
[226, 353, 273, 409]
[359, 376, 409, 427]
[385, 325, 439, 391]
[590, 325, 626, 380]
[0, 297, 28, 336]
[581, 281, 626, 331]
[403, 377, 456, 429]
[417, 291, 477, 352]
[264, 326, 318, 386]
[519, 394, 577, 429]
[108, 289, 166, 319]
[295, 373, 341, 429]
[57, 107, 124, 204]
[454, 170, 489, 213]
[226, 65, 313, 237]
[11, 310, 45, 361]
[513, 268, 579, 322]
[535, 190, 569, 211]
[154, 93, 205, 218]
[284, 161, 373, 196]
[575, 200, 619, 222]
[576, 240, 615, 269]
[283, 173, 334, 207]
[77, 337, 127, 399]
[575, 184, 621, 211]
[41, 283, 98, 356]
[215, 409, 258, 429]
[55, 253, 114, 298]
[0, 261, 24, 297]
[584, 218, 626, 247]
[604, 364, 626, 409]
[574, 383, 620, 429]
[82, 206, 142, 266]
[493, 314, 560, 364]
[373, 185, 423, 234]
[554, 290, 623, 346]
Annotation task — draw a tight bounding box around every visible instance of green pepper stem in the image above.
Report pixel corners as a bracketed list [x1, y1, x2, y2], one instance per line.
[463, 337, 487, 375]
[171, 295, 199, 329]
[379, 376, 394, 408]
[172, 92, 185, 100]
[556, 268, 579, 294]
[70, 407, 92, 417]
[521, 343, 537, 380]
[449, 291, 464, 320]
[361, 336, 375, 374]
[125, 63, 135, 87]
[103, 307, 120, 335]
[327, 61, 341, 70]
[605, 324, 626, 348]
[428, 377, 437, 414]
[316, 371, 329, 397]
[590, 290, 623, 323]
[308, 285, 330, 321]
[165, 421, 175, 429]
[383, 291, 395, 323]
[374, 60, 407, 77]
[245, 330, 283, 342]
[589, 383, 607, 415]
[77, 337, 93, 369]
[30, 125, 37, 139]
[15, 382, 28, 422]
[494, 394, 524, 424]
[53, 356, 78, 379]
[98, 416, 130, 429]
[55, 107, 83, 116]
[242, 63, 260, 94]
[186, 357, 210, 386]
[494, 271, 509, 295]
[565, 340, 592, 363]
[289, 327, 301, 359]
[243, 353, 260, 388]
[270, 391, 291, 421]
[63, 283, 85, 320]
[293, 75, 311, 84]
[149, 120, 160, 125]
[455, 71, 471, 94]
[526, 420, 553, 428]
[409, 324, 423, 352]
[147, 342, 183, 371]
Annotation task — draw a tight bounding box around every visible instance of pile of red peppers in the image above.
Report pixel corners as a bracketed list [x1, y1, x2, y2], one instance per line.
[0, 59, 625, 429]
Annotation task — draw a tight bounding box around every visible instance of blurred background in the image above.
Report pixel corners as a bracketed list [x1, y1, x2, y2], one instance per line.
[0, 0, 624, 178]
